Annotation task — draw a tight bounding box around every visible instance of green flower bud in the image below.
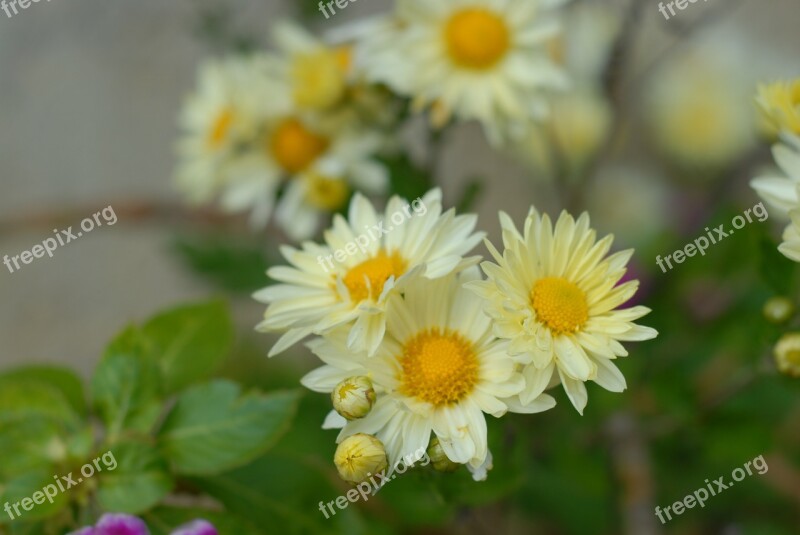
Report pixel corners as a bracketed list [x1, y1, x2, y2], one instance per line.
[427, 437, 461, 473]
[332, 376, 376, 420]
[334, 433, 388, 484]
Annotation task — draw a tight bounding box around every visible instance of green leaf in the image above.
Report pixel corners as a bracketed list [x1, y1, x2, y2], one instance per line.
[158, 381, 300, 475]
[142, 300, 234, 394]
[91, 326, 162, 440]
[0, 419, 63, 478]
[0, 365, 86, 416]
[0, 470, 69, 524]
[173, 235, 271, 294]
[96, 440, 174, 514]
[145, 506, 261, 535]
[0, 382, 79, 427]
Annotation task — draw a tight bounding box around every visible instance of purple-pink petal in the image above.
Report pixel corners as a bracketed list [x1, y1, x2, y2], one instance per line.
[170, 519, 218, 535]
[95, 513, 150, 535]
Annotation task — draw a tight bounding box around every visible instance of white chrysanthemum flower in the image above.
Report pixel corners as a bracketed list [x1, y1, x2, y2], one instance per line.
[358, 0, 568, 144]
[254, 189, 484, 356]
[301, 270, 554, 479]
[751, 134, 800, 217]
[465, 209, 657, 414]
[644, 46, 754, 170]
[175, 55, 287, 212]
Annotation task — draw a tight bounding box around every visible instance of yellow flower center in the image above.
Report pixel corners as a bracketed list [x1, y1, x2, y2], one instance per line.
[305, 173, 349, 211]
[444, 8, 510, 70]
[398, 328, 479, 406]
[342, 251, 406, 302]
[269, 118, 330, 174]
[208, 107, 235, 148]
[531, 277, 589, 335]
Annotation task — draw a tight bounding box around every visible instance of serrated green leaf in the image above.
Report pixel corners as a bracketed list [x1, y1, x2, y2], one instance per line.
[158, 381, 300, 475]
[96, 441, 174, 514]
[91, 326, 162, 440]
[141, 300, 234, 394]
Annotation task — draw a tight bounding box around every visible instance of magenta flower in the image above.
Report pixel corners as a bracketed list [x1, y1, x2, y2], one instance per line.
[170, 520, 218, 535]
[94, 514, 150, 535]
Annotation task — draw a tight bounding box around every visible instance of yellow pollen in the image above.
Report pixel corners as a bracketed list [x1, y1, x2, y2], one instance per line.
[269, 118, 329, 173]
[342, 251, 406, 302]
[531, 277, 589, 335]
[305, 173, 349, 211]
[208, 108, 235, 148]
[398, 328, 479, 406]
[444, 8, 510, 70]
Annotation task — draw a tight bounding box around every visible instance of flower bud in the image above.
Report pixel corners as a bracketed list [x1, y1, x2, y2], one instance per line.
[427, 437, 461, 473]
[763, 297, 794, 324]
[331, 376, 376, 420]
[774, 332, 800, 378]
[334, 433, 388, 484]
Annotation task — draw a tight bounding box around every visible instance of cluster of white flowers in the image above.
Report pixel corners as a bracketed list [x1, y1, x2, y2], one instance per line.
[175, 0, 575, 238]
[174, 22, 393, 240]
[255, 190, 656, 482]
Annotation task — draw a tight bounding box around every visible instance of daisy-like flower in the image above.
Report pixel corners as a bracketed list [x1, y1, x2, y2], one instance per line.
[254, 189, 484, 356]
[751, 134, 800, 217]
[301, 270, 554, 480]
[357, 0, 568, 144]
[465, 209, 657, 414]
[756, 79, 800, 138]
[644, 44, 754, 170]
[175, 55, 286, 213]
